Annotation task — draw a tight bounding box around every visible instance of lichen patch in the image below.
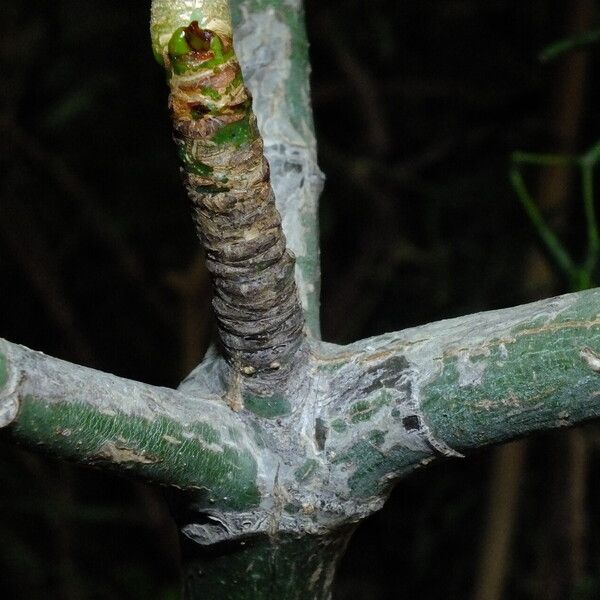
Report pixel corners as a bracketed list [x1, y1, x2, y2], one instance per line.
[580, 347, 600, 372]
[0, 395, 19, 428]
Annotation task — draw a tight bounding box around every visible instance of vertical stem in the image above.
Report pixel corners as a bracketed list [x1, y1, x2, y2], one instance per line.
[509, 168, 575, 277]
[152, 1, 306, 376]
[231, 0, 324, 336]
[181, 532, 352, 600]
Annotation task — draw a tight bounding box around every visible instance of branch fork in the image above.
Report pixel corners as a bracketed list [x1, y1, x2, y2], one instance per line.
[2, 1, 600, 598]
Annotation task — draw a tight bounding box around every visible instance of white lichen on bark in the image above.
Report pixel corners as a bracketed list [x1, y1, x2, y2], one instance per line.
[0, 339, 20, 428]
[234, 2, 324, 335]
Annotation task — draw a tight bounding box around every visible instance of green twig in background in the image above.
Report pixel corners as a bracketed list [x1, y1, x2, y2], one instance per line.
[511, 141, 600, 292]
[582, 161, 599, 277]
[509, 166, 576, 277]
[583, 140, 600, 165]
[512, 150, 578, 168]
[539, 28, 600, 62]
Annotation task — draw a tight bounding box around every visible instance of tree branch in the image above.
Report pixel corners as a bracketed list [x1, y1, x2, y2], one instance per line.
[320, 288, 600, 503]
[5, 2, 600, 597]
[4, 281, 600, 596]
[151, 0, 312, 381]
[0, 337, 264, 511]
[231, 0, 324, 336]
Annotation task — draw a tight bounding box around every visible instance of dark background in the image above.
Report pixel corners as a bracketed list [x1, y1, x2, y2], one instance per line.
[1, 0, 600, 598]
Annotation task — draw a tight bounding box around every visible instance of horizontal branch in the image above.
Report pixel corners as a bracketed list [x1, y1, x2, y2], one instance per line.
[0, 338, 265, 511]
[5, 289, 600, 541]
[173, 288, 600, 532]
[419, 291, 600, 449]
[318, 288, 600, 502]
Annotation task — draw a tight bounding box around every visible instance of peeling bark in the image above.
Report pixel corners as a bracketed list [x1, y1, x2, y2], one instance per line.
[232, 0, 324, 336]
[0, 348, 19, 427]
[11, 286, 600, 526]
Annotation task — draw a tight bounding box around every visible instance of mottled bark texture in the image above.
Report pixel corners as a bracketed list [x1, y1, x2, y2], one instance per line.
[4, 289, 600, 597]
[4, 290, 600, 524]
[0, 338, 264, 508]
[4, 1, 600, 599]
[231, 0, 324, 336]
[152, 0, 305, 379]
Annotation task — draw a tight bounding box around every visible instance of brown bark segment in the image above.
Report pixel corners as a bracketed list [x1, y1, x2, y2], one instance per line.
[163, 24, 305, 376]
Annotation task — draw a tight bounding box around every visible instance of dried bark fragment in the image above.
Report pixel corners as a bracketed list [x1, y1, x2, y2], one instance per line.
[159, 20, 305, 377]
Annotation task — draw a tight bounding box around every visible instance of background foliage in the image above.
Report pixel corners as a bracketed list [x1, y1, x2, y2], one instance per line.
[1, 0, 599, 598]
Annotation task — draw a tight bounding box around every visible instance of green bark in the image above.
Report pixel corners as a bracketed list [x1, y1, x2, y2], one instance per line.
[4, 289, 600, 597]
[0, 339, 263, 511]
[4, 1, 600, 597]
[181, 531, 351, 599]
[12, 398, 260, 510]
[324, 288, 600, 502]
[422, 290, 600, 449]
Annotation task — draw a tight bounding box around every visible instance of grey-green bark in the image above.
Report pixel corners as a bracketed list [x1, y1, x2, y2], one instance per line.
[2, 0, 600, 598]
[4, 289, 600, 596]
[180, 531, 352, 599]
[0, 338, 265, 509]
[231, 0, 323, 337]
